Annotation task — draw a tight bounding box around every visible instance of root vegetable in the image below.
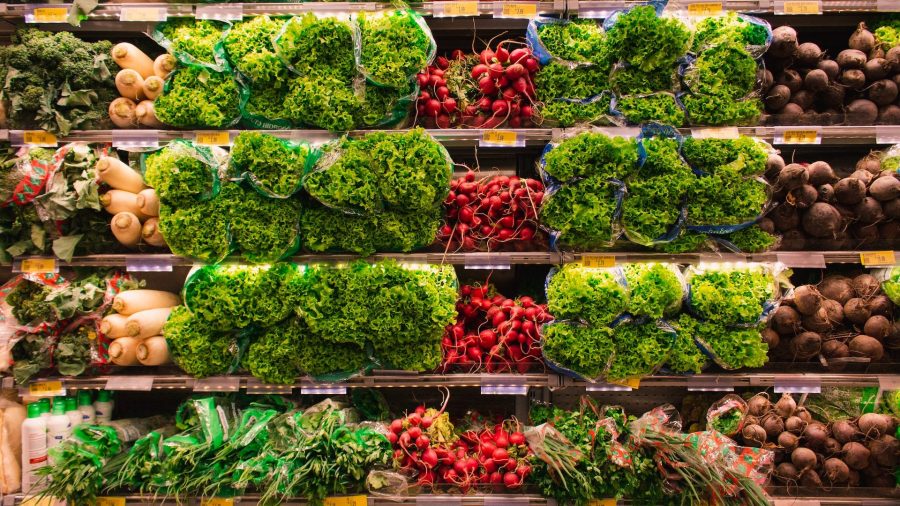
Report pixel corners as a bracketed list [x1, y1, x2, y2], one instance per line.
[125, 307, 174, 339]
[786, 416, 807, 435]
[153, 54, 176, 79]
[817, 184, 835, 202]
[766, 154, 786, 180]
[792, 285, 822, 316]
[870, 175, 900, 201]
[779, 431, 800, 452]
[857, 413, 892, 439]
[864, 315, 891, 340]
[850, 169, 874, 185]
[135, 100, 164, 128]
[834, 178, 866, 205]
[848, 334, 884, 360]
[112, 43, 154, 79]
[820, 275, 855, 303]
[878, 104, 900, 124]
[108, 336, 140, 366]
[837, 49, 868, 69]
[763, 414, 785, 441]
[109, 98, 137, 129]
[136, 336, 170, 366]
[885, 198, 900, 219]
[777, 163, 809, 191]
[142, 76, 164, 101]
[822, 339, 850, 360]
[803, 68, 829, 92]
[844, 298, 871, 326]
[116, 69, 145, 101]
[778, 103, 804, 121]
[833, 419, 862, 444]
[788, 184, 818, 208]
[846, 99, 879, 124]
[112, 290, 181, 316]
[820, 84, 846, 110]
[867, 295, 893, 316]
[807, 161, 838, 186]
[796, 42, 823, 67]
[817, 59, 840, 80]
[111, 212, 141, 248]
[96, 156, 144, 193]
[791, 332, 823, 359]
[100, 313, 129, 339]
[789, 90, 815, 110]
[760, 68, 774, 90]
[771, 305, 801, 334]
[824, 457, 851, 483]
[802, 202, 843, 238]
[137, 189, 159, 217]
[842, 441, 871, 470]
[791, 447, 817, 470]
[141, 218, 166, 247]
[770, 204, 800, 231]
[775, 462, 799, 483]
[742, 424, 767, 447]
[770, 26, 799, 59]
[776, 70, 803, 94]
[850, 22, 876, 53]
[868, 79, 898, 106]
[824, 437, 843, 455]
[748, 393, 771, 416]
[765, 85, 791, 110]
[869, 434, 899, 467]
[864, 59, 891, 82]
[101, 190, 147, 219]
[854, 197, 884, 224]
[855, 274, 881, 298]
[805, 422, 830, 451]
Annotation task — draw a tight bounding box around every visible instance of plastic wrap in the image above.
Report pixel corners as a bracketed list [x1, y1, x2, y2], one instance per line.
[357, 9, 436, 89]
[541, 320, 615, 382]
[141, 139, 222, 207]
[622, 262, 686, 319]
[539, 176, 626, 250]
[0, 273, 68, 333]
[229, 131, 319, 199]
[689, 12, 772, 59]
[152, 19, 230, 72]
[873, 267, 900, 305]
[274, 13, 359, 81]
[685, 262, 785, 326]
[155, 63, 242, 129]
[606, 317, 676, 382]
[705, 394, 748, 437]
[0, 147, 57, 208]
[526, 17, 607, 67]
[611, 92, 686, 127]
[545, 264, 628, 326]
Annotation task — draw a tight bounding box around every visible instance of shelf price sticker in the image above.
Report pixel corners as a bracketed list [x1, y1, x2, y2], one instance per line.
[608, 377, 640, 389]
[27, 6, 69, 23]
[589, 500, 618, 506]
[690, 126, 739, 139]
[29, 381, 65, 397]
[774, 128, 820, 145]
[19, 257, 58, 274]
[580, 254, 615, 268]
[686, 2, 723, 16]
[480, 130, 524, 147]
[435, 1, 479, 17]
[194, 131, 231, 146]
[777, 0, 822, 14]
[22, 131, 58, 147]
[120, 7, 168, 22]
[495, 2, 538, 18]
[201, 499, 234, 506]
[96, 498, 127, 506]
[860, 250, 897, 266]
[324, 496, 367, 506]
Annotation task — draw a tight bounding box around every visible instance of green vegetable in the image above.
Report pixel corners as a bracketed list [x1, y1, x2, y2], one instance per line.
[683, 94, 761, 127]
[12, 332, 51, 384]
[684, 43, 756, 100]
[155, 65, 241, 128]
[156, 19, 226, 67]
[667, 314, 708, 374]
[6, 279, 54, 325]
[621, 169, 691, 244]
[687, 265, 775, 325]
[245, 321, 304, 384]
[685, 171, 768, 226]
[158, 200, 231, 264]
[616, 93, 685, 126]
[542, 323, 614, 379]
[607, 320, 674, 381]
[721, 225, 777, 253]
[539, 176, 622, 249]
[229, 132, 312, 198]
[218, 184, 301, 263]
[681, 136, 768, 177]
[275, 14, 356, 80]
[539, 98, 612, 127]
[609, 65, 675, 95]
[605, 5, 691, 72]
[300, 205, 438, 256]
[694, 320, 768, 370]
[164, 306, 237, 378]
[691, 12, 770, 52]
[623, 263, 684, 319]
[241, 84, 292, 126]
[537, 19, 607, 64]
[144, 141, 218, 206]
[547, 264, 628, 326]
[296, 329, 369, 377]
[638, 137, 689, 178]
[543, 132, 638, 182]
[881, 267, 900, 305]
[709, 407, 744, 434]
[224, 16, 288, 84]
[0, 29, 119, 135]
[534, 61, 609, 101]
[284, 72, 362, 132]
[359, 10, 432, 88]
[654, 230, 710, 253]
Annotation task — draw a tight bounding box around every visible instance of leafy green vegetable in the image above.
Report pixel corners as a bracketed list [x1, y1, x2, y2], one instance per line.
[638, 137, 688, 178]
[275, 14, 356, 80]
[681, 136, 768, 177]
[881, 267, 900, 305]
[685, 43, 756, 99]
[300, 204, 438, 256]
[12, 332, 52, 384]
[164, 306, 238, 378]
[359, 10, 432, 88]
[654, 230, 710, 253]
[691, 12, 770, 52]
[218, 184, 301, 263]
[621, 171, 690, 244]
[158, 200, 231, 264]
[616, 93, 685, 126]
[721, 225, 777, 253]
[547, 264, 628, 326]
[709, 406, 743, 434]
[542, 322, 614, 379]
[623, 263, 683, 318]
[284, 73, 362, 132]
[224, 16, 288, 84]
[539, 176, 622, 249]
[543, 132, 638, 182]
[534, 61, 609, 101]
[537, 19, 607, 64]
[687, 265, 775, 325]
[607, 320, 674, 381]
[6, 278, 54, 325]
[682, 95, 761, 127]
[667, 314, 708, 374]
[241, 84, 292, 126]
[296, 329, 369, 377]
[245, 321, 304, 384]
[54, 323, 93, 377]
[144, 141, 218, 207]
[687, 316, 769, 369]
[155, 65, 241, 128]
[539, 98, 612, 127]
[229, 132, 312, 198]
[605, 5, 691, 72]
[685, 171, 768, 226]
[609, 65, 675, 96]
[156, 19, 226, 67]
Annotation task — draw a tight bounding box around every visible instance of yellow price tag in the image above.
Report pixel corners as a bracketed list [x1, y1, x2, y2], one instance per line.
[23, 131, 58, 147]
[781, 129, 819, 144]
[580, 254, 616, 268]
[194, 131, 231, 146]
[28, 381, 65, 397]
[97, 498, 127, 506]
[608, 378, 640, 389]
[589, 500, 618, 506]
[201, 499, 234, 506]
[860, 251, 896, 266]
[32, 7, 68, 23]
[20, 496, 56, 506]
[783, 0, 821, 14]
[687, 2, 723, 16]
[324, 496, 367, 506]
[441, 2, 479, 16]
[21, 257, 57, 273]
[501, 2, 538, 18]
[481, 130, 519, 146]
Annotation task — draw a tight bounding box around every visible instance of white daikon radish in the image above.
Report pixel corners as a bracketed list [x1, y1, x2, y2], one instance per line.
[112, 43, 155, 79]
[100, 313, 130, 339]
[153, 54, 176, 79]
[125, 307, 173, 339]
[112, 290, 181, 316]
[108, 337, 140, 366]
[100, 190, 146, 219]
[116, 69, 145, 101]
[96, 156, 145, 193]
[109, 97, 137, 129]
[141, 218, 166, 247]
[135, 100, 164, 128]
[111, 212, 141, 248]
[137, 336, 170, 366]
[137, 189, 159, 217]
[142, 76, 164, 101]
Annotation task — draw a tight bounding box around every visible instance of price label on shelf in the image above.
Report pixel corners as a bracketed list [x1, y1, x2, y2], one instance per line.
[20, 496, 57, 506]
[28, 381, 65, 397]
[607, 378, 640, 389]
[96, 498, 127, 506]
[580, 254, 616, 268]
[201, 499, 234, 506]
[23, 131, 58, 147]
[588, 500, 618, 506]
[774, 128, 820, 145]
[435, 1, 479, 17]
[495, 2, 538, 18]
[120, 7, 168, 22]
[690, 127, 739, 139]
[194, 131, 231, 146]
[686, 2, 723, 16]
[776, 252, 826, 269]
[106, 376, 154, 391]
[195, 4, 243, 21]
[860, 250, 897, 266]
[19, 257, 57, 274]
[323, 496, 367, 506]
[778, 0, 822, 14]
[28, 6, 69, 23]
[480, 130, 524, 147]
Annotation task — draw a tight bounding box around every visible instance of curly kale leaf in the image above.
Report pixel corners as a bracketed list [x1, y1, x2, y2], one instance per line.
[547, 264, 628, 326]
[684, 43, 757, 100]
[539, 98, 612, 127]
[245, 320, 304, 384]
[691, 12, 770, 53]
[297, 329, 369, 377]
[284, 72, 362, 132]
[543, 132, 638, 182]
[692, 319, 769, 369]
[157, 19, 226, 67]
[534, 61, 610, 101]
[721, 225, 777, 253]
[164, 306, 237, 378]
[667, 314, 708, 374]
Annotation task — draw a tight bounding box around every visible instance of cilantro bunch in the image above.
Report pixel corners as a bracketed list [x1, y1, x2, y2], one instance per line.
[546, 264, 628, 326]
[539, 176, 622, 249]
[607, 320, 674, 381]
[224, 16, 288, 84]
[623, 263, 684, 319]
[155, 65, 241, 128]
[542, 322, 614, 379]
[687, 265, 776, 325]
[537, 19, 607, 64]
[164, 306, 238, 378]
[229, 132, 313, 198]
[359, 10, 432, 88]
[542, 132, 638, 182]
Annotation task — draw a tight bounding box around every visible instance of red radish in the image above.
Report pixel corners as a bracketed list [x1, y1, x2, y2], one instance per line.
[479, 77, 498, 95]
[417, 73, 429, 87]
[489, 63, 505, 79]
[524, 57, 539, 73]
[480, 49, 495, 65]
[429, 74, 442, 87]
[506, 63, 526, 79]
[425, 99, 441, 117]
[442, 98, 458, 113]
[471, 64, 490, 79]
[492, 100, 510, 115]
[436, 56, 450, 69]
[436, 114, 451, 129]
[436, 86, 450, 100]
[495, 46, 510, 63]
[451, 49, 465, 60]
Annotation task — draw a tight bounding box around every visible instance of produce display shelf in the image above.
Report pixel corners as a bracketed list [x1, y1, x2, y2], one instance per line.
[5, 250, 896, 271]
[565, 372, 900, 390]
[7, 126, 900, 148]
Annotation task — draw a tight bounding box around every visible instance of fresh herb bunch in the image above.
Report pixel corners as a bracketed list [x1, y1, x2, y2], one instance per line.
[609, 65, 675, 96]
[543, 132, 638, 182]
[682, 95, 761, 126]
[157, 19, 226, 66]
[224, 16, 288, 84]
[219, 184, 301, 263]
[691, 12, 770, 52]
[624, 263, 684, 319]
[304, 129, 451, 214]
[275, 14, 357, 80]
[605, 5, 691, 72]
[359, 10, 432, 88]
[229, 132, 312, 198]
[681, 136, 768, 176]
[244, 321, 304, 384]
[539, 98, 612, 127]
[687, 265, 775, 325]
[539, 176, 622, 249]
[542, 323, 614, 379]
[546, 264, 628, 326]
[144, 141, 218, 206]
[12, 332, 52, 384]
[300, 205, 438, 256]
[155, 65, 241, 128]
[284, 73, 361, 132]
[667, 314, 708, 374]
[685, 171, 767, 226]
[709, 406, 744, 434]
[721, 225, 777, 253]
[158, 200, 231, 263]
[0, 29, 119, 135]
[6, 280, 54, 324]
[54, 323, 93, 376]
[164, 306, 237, 378]
[607, 320, 674, 381]
[184, 263, 299, 331]
[534, 62, 610, 101]
[616, 93, 685, 126]
[684, 43, 757, 99]
[537, 19, 607, 64]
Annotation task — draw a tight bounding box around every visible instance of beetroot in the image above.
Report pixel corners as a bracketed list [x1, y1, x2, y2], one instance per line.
[777, 164, 809, 191]
[771, 305, 802, 335]
[791, 447, 817, 470]
[863, 315, 891, 340]
[870, 175, 900, 201]
[742, 424, 767, 447]
[848, 334, 884, 360]
[791, 331, 822, 360]
[819, 275, 855, 304]
[824, 457, 851, 484]
[807, 161, 838, 186]
[792, 285, 822, 316]
[844, 298, 871, 326]
[770, 26, 799, 59]
[869, 434, 899, 467]
[834, 178, 867, 205]
[833, 419, 862, 444]
[801, 202, 843, 238]
[842, 441, 871, 470]
[857, 413, 892, 439]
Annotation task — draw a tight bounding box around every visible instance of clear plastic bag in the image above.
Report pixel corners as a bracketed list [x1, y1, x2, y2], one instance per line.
[688, 12, 772, 59]
[140, 139, 222, 207]
[223, 15, 289, 85]
[154, 63, 242, 129]
[606, 317, 677, 382]
[228, 131, 319, 199]
[541, 320, 615, 382]
[873, 267, 900, 305]
[0, 272, 69, 333]
[684, 261, 785, 326]
[622, 262, 687, 319]
[545, 264, 629, 326]
[357, 9, 436, 89]
[610, 91, 686, 127]
[0, 147, 58, 208]
[539, 176, 626, 251]
[537, 94, 614, 128]
[539, 127, 639, 186]
[274, 13, 359, 81]
[526, 17, 606, 67]
[705, 393, 748, 437]
[152, 19, 230, 72]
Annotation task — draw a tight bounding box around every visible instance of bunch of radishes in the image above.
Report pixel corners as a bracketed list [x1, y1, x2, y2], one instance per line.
[459, 421, 532, 490]
[438, 171, 544, 252]
[416, 41, 541, 129]
[441, 283, 551, 373]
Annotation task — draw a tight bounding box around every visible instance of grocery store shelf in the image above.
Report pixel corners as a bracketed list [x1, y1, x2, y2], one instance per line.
[567, 372, 900, 391]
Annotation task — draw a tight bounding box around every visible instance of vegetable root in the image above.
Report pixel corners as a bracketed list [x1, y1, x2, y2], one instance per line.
[112, 43, 155, 79]
[116, 69, 145, 101]
[136, 336, 170, 366]
[112, 289, 181, 316]
[111, 212, 142, 248]
[96, 156, 145, 193]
